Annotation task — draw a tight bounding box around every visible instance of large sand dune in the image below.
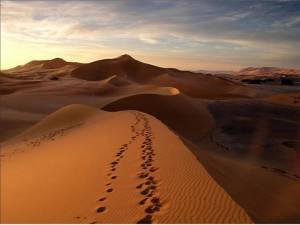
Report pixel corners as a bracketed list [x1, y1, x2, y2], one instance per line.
[71, 54, 166, 83]
[0, 104, 251, 223]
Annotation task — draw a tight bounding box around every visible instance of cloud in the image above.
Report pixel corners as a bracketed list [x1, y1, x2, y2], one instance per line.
[272, 16, 300, 27]
[138, 35, 159, 44]
[1, 0, 300, 70]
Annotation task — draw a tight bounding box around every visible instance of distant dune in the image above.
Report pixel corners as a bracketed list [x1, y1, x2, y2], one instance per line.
[7, 57, 82, 71]
[71, 54, 166, 82]
[4, 58, 82, 79]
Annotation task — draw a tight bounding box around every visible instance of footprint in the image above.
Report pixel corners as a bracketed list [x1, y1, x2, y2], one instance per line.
[111, 176, 117, 179]
[147, 176, 154, 181]
[294, 174, 300, 179]
[145, 205, 160, 214]
[149, 185, 156, 190]
[151, 197, 160, 204]
[99, 197, 106, 202]
[136, 184, 143, 189]
[139, 198, 148, 205]
[141, 187, 150, 195]
[149, 167, 158, 172]
[106, 188, 113, 193]
[145, 179, 156, 185]
[139, 172, 149, 179]
[96, 206, 106, 213]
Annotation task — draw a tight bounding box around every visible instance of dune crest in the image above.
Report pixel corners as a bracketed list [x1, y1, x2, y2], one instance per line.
[18, 104, 99, 138]
[103, 93, 214, 141]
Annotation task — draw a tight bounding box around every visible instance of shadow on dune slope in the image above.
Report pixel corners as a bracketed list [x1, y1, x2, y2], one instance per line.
[103, 93, 214, 141]
[207, 100, 300, 173]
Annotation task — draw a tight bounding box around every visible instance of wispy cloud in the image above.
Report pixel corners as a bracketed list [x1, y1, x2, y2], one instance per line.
[1, 0, 300, 70]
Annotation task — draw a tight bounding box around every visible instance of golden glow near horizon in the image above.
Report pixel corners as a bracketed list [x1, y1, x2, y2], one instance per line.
[1, 0, 300, 71]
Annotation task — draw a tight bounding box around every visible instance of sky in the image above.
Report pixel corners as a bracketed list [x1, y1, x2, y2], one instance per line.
[1, 0, 300, 71]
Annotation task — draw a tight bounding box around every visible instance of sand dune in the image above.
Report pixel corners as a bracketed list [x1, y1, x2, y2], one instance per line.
[6, 58, 81, 73]
[71, 54, 166, 82]
[14, 104, 100, 140]
[2, 54, 260, 100]
[4, 58, 82, 80]
[1, 104, 251, 223]
[150, 72, 257, 98]
[264, 91, 300, 106]
[186, 139, 300, 223]
[0, 71, 43, 94]
[103, 93, 214, 141]
[71, 55, 257, 99]
[104, 74, 132, 87]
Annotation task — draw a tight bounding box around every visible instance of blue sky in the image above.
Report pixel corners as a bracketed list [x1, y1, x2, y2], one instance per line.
[1, 0, 300, 70]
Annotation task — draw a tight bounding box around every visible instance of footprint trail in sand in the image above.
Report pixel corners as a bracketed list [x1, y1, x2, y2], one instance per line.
[91, 112, 161, 224]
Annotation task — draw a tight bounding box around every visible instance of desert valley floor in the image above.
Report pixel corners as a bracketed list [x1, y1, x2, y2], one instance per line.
[0, 55, 300, 223]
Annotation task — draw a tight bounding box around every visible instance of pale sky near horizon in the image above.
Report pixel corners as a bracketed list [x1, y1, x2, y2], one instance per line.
[1, 0, 300, 71]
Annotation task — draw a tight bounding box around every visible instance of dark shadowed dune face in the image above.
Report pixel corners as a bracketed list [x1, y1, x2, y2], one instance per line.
[103, 93, 214, 140]
[41, 58, 67, 69]
[207, 100, 300, 173]
[71, 54, 166, 83]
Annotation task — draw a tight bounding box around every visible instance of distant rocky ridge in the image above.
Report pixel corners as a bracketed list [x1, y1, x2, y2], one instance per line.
[236, 67, 300, 76]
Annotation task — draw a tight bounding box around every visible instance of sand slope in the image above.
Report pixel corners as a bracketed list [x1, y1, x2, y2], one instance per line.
[150, 72, 256, 98]
[264, 91, 300, 106]
[0, 104, 251, 223]
[103, 93, 215, 141]
[71, 54, 166, 82]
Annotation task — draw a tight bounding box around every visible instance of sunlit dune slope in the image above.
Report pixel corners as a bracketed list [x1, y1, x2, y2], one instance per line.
[1, 104, 251, 223]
